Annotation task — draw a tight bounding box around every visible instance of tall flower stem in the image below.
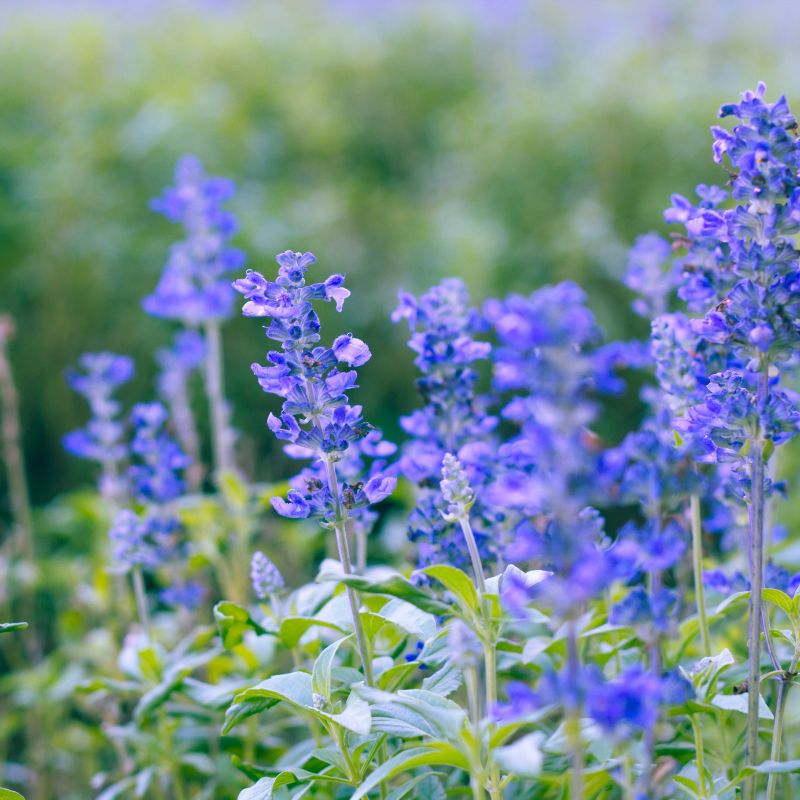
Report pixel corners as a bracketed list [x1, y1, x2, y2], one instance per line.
[690, 493, 711, 657]
[464, 665, 485, 800]
[566, 621, 584, 800]
[690, 715, 709, 798]
[202, 320, 233, 477]
[766, 648, 799, 800]
[636, 572, 662, 798]
[0, 318, 33, 562]
[458, 516, 487, 595]
[456, 510, 501, 800]
[132, 566, 151, 638]
[744, 366, 769, 800]
[324, 459, 374, 686]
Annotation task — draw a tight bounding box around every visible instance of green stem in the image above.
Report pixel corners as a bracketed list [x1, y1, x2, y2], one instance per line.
[323, 459, 374, 686]
[691, 715, 708, 798]
[202, 319, 234, 477]
[132, 566, 151, 637]
[566, 622, 584, 800]
[464, 666, 485, 800]
[766, 679, 791, 800]
[744, 366, 769, 800]
[458, 516, 487, 594]
[690, 493, 712, 657]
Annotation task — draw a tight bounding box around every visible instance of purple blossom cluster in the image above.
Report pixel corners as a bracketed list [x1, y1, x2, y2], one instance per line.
[143, 155, 246, 324]
[233, 250, 396, 524]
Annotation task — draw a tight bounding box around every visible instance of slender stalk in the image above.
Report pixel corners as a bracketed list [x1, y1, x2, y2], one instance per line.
[691, 715, 708, 798]
[0, 317, 33, 561]
[464, 666, 485, 800]
[323, 459, 374, 686]
[635, 571, 663, 799]
[766, 644, 799, 800]
[132, 566, 151, 637]
[766, 678, 791, 800]
[744, 367, 769, 800]
[566, 622, 584, 800]
[355, 526, 367, 574]
[202, 319, 233, 477]
[165, 371, 203, 491]
[690, 493, 711, 657]
[458, 516, 487, 594]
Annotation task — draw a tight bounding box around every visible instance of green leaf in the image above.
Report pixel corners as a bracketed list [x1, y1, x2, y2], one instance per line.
[763, 588, 795, 619]
[377, 662, 418, 692]
[384, 773, 445, 800]
[318, 566, 452, 616]
[356, 686, 466, 741]
[378, 599, 437, 641]
[312, 637, 349, 704]
[223, 696, 274, 734]
[238, 771, 301, 800]
[278, 616, 347, 649]
[672, 775, 702, 799]
[214, 602, 268, 649]
[418, 565, 479, 613]
[720, 759, 800, 794]
[714, 590, 750, 615]
[0, 622, 27, 634]
[494, 733, 544, 777]
[234, 672, 314, 712]
[320, 690, 372, 735]
[421, 663, 462, 697]
[0, 790, 25, 800]
[351, 745, 470, 800]
[711, 691, 773, 720]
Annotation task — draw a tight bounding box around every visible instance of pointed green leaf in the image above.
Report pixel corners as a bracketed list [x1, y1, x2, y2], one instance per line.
[278, 617, 347, 649]
[214, 602, 269, 649]
[312, 637, 349, 703]
[351, 745, 470, 800]
[418, 565, 479, 613]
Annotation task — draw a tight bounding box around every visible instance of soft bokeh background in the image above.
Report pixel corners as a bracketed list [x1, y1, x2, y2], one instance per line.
[3, 0, 800, 508]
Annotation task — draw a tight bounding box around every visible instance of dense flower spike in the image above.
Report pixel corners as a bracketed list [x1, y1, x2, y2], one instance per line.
[662, 82, 800, 792]
[250, 551, 285, 599]
[144, 155, 246, 324]
[108, 401, 189, 577]
[393, 279, 498, 569]
[234, 251, 396, 522]
[63, 351, 135, 501]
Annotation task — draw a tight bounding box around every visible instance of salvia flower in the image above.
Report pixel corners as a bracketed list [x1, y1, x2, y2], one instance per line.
[624, 232, 679, 318]
[440, 453, 475, 521]
[393, 279, 499, 570]
[234, 250, 396, 523]
[250, 551, 285, 599]
[144, 155, 246, 324]
[63, 351, 134, 501]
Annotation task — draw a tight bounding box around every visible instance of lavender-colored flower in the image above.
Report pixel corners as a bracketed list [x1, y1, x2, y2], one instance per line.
[63, 351, 134, 501]
[233, 251, 396, 523]
[144, 155, 246, 324]
[440, 453, 474, 521]
[159, 581, 205, 610]
[392, 279, 498, 571]
[128, 402, 190, 505]
[624, 232, 678, 318]
[250, 551, 285, 599]
[586, 666, 691, 735]
[109, 509, 180, 572]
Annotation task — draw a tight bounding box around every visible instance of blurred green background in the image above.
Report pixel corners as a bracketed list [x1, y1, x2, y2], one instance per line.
[2, 0, 800, 506]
